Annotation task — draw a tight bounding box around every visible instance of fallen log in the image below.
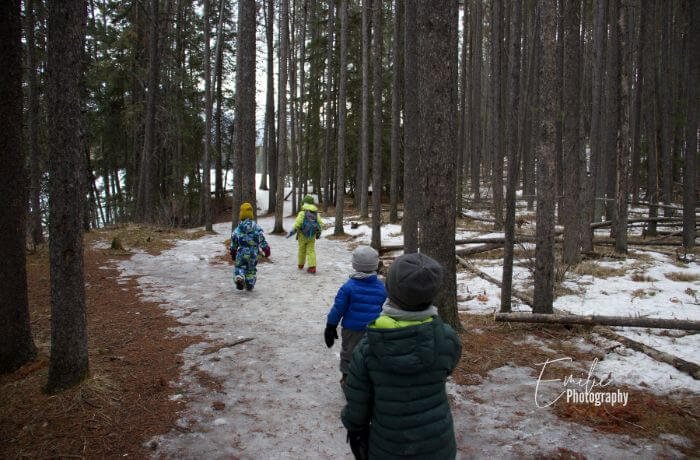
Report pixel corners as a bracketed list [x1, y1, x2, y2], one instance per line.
[494, 312, 700, 331]
[456, 243, 502, 257]
[456, 255, 534, 307]
[593, 239, 691, 247]
[380, 236, 536, 253]
[595, 328, 700, 380]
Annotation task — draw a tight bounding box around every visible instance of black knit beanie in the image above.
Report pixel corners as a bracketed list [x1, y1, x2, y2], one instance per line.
[385, 253, 443, 311]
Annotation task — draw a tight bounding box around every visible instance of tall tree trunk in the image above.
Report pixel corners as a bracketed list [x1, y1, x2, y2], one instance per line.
[389, 0, 402, 224]
[604, 0, 620, 232]
[370, 0, 383, 250]
[202, 0, 213, 230]
[643, 2, 658, 236]
[266, 0, 277, 211]
[360, 0, 371, 218]
[615, 0, 630, 253]
[273, 0, 289, 232]
[46, 0, 89, 392]
[235, 0, 257, 226]
[297, 0, 308, 209]
[0, 0, 37, 374]
[322, 0, 335, 212]
[501, 0, 521, 313]
[289, 0, 298, 216]
[554, 1, 564, 224]
[136, 0, 161, 222]
[470, 0, 483, 204]
[416, 0, 460, 330]
[334, 0, 348, 235]
[657, 0, 672, 215]
[491, 0, 503, 229]
[683, 0, 698, 249]
[457, 0, 468, 218]
[403, 0, 419, 253]
[630, 0, 643, 205]
[591, 0, 608, 224]
[26, 0, 44, 244]
[533, 0, 557, 314]
[213, 0, 225, 202]
[562, 0, 584, 264]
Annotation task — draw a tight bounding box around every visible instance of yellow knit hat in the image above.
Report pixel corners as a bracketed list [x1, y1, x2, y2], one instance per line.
[239, 202, 254, 221]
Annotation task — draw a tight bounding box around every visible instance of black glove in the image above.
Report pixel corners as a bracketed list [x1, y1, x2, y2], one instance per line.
[347, 429, 369, 460]
[324, 324, 338, 348]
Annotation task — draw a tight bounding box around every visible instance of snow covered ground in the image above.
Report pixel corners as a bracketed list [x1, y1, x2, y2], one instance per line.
[105, 185, 696, 458]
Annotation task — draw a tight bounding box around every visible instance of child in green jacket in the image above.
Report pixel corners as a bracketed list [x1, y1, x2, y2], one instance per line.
[341, 253, 462, 459]
[290, 195, 325, 274]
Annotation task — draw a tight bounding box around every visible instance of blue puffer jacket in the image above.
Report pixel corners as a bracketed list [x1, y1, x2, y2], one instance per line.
[327, 276, 387, 331]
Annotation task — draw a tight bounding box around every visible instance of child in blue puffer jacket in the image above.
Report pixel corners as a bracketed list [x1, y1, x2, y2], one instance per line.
[324, 246, 387, 384]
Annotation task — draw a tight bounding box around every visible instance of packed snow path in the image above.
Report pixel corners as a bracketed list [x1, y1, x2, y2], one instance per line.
[115, 215, 685, 459]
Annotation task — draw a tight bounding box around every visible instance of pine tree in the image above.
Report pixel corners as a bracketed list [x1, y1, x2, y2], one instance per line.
[415, 0, 460, 330]
[334, 0, 348, 236]
[533, 0, 557, 314]
[0, 0, 37, 374]
[370, 0, 383, 250]
[45, 0, 90, 392]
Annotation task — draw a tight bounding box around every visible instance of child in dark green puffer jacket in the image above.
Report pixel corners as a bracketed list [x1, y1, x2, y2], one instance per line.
[341, 253, 462, 460]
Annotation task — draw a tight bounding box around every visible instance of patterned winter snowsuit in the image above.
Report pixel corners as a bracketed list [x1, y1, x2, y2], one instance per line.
[230, 219, 269, 289]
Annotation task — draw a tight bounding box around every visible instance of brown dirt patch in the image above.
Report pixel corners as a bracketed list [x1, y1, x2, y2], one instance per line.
[94, 224, 213, 256]
[0, 235, 199, 458]
[664, 271, 700, 283]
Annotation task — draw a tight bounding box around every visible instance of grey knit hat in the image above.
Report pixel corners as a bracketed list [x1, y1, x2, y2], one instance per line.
[352, 246, 379, 272]
[386, 253, 443, 311]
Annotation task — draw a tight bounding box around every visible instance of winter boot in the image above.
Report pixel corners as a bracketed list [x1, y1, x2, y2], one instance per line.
[307, 267, 316, 274]
[235, 276, 245, 290]
[298, 264, 304, 270]
[245, 282, 254, 291]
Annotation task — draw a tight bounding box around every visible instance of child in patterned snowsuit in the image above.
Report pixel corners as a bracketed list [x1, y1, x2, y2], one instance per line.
[230, 202, 270, 291]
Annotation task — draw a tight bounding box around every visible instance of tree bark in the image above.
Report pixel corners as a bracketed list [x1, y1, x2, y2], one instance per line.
[46, 0, 90, 392]
[322, 0, 334, 212]
[135, 0, 161, 222]
[360, 0, 371, 218]
[273, 0, 289, 232]
[501, 0, 522, 312]
[682, 1, 698, 249]
[334, 0, 348, 235]
[615, 0, 630, 253]
[202, 0, 213, 230]
[0, 0, 37, 374]
[491, 0, 504, 229]
[389, 0, 402, 224]
[470, 0, 483, 204]
[562, 0, 584, 263]
[630, 0, 643, 205]
[533, 0, 557, 314]
[26, 0, 44, 244]
[415, 0, 460, 330]
[590, 0, 608, 225]
[643, 2, 658, 236]
[370, 0, 383, 250]
[235, 0, 257, 226]
[213, 0, 225, 202]
[402, 0, 419, 253]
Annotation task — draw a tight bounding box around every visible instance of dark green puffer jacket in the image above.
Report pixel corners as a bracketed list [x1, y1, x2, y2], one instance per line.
[341, 315, 462, 459]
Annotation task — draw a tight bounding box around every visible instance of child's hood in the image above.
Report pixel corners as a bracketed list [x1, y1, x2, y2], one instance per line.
[365, 318, 441, 374]
[301, 203, 319, 212]
[236, 219, 258, 234]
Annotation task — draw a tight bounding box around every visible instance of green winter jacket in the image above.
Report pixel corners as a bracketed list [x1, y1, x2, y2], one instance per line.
[341, 315, 462, 459]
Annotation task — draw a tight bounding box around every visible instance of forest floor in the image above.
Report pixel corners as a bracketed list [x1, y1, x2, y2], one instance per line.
[2, 194, 698, 458]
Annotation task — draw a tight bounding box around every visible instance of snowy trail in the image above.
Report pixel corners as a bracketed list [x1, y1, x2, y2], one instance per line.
[118, 216, 354, 458]
[113, 213, 687, 459]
